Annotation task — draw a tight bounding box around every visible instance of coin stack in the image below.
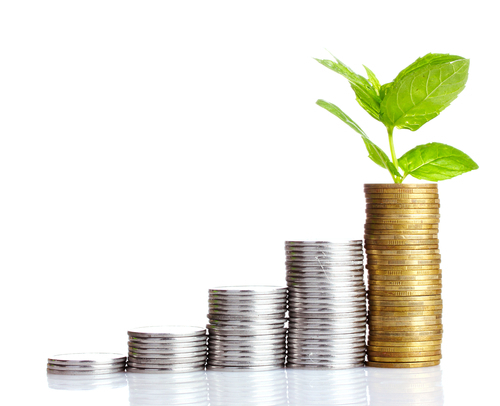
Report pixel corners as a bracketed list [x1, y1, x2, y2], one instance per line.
[46, 353, 126, 375]
[364, 183, 442, 368]
[206, 285, 288, 371]
[127, 326, 208, 373]
[285, 241, 367, 369]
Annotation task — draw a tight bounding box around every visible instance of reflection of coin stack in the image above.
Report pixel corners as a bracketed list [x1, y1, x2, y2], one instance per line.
[127, 326, 208, 373]
[287, 368, 368, 405]
[47, 353, 126, 376]
[285, 241, 367, 369]
[127, 371, 209, 406]
[206, 286, 288, 371]
[364, 184, 442, 368]
[47, 371, 127, 391]
[207, 370, 288, 405]
[367, 365, 444, 405]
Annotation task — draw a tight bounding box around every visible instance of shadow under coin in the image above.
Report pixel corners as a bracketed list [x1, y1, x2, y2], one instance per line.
[287, 367, 368, 405]
[47, 371, 127, 391]
[366, 365, 444, 406]
[126, 370, 209, 406]
[207, 369, 288, 405]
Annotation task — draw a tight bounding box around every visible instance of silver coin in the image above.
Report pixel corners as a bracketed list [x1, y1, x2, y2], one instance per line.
[208, 347, 286, 356]
[128, 335, 207, 344]
[46, 362, 126, 371]
[208, 318, 286, 327]
[207, 359, 285, 367]
[287, 344, 365, 353]
[289, 327, 366, 335]
[287, 264, 364, 270]
[127, 326, 207, 338]
[47, 352, 127, 365]
[206, 364, 284, 371]
[206, 313, 286, 321]
[288, 296, 366, 303]
[286, 260, 364, 266]
[208, 353, 286, 361]
[128, 351, 207, 360]
[287, 353, 366, 361]
[207, 326, 286, 335]
[207, 309, 287, 317]
[127, 359, 207, 368]
[287, 273, 364, 280]
[47, 367, 125, 375]
[208, 334, 286, 342]
[128, 345, 207, 353]
[289, 306, 366, 314]
[289, 319, 367, 327]
[286, 362, 364, 370]
[127, 341, 207, 349]
[285, 241, 362, 246]
[209, 303, 287, 310]
[127, 353, 207, 362]
[209, 285, 287, 294]
[126, 366, 205, 374]
[209, 299, 287, 306]
[286, 255, 364, 261]
[209, 342, 286, 351]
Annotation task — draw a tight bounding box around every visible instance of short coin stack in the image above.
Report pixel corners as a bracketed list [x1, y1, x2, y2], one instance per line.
[127, 326, 208, 373]
[285, 241, 367, 369]
[206, 285, 288, 371]
[46, 352, 126, 375]
[364, 183, 442, 368]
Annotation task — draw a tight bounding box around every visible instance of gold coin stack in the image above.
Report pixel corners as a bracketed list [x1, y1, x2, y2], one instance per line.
[364, 183, 442, 368]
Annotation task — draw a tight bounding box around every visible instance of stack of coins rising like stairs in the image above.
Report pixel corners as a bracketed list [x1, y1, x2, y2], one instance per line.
[364, 183, 442, 368]
[206, 286, 288, 371]
[286, 241, 367, 369]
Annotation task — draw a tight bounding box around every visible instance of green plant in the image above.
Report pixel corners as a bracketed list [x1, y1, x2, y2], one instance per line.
[316, 53, 478, 183]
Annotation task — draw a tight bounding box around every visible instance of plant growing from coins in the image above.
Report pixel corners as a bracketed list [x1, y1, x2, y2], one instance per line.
[316, 53, 478, 183]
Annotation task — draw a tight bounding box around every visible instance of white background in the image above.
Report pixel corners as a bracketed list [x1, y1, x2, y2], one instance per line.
[1, 1, 498, 404]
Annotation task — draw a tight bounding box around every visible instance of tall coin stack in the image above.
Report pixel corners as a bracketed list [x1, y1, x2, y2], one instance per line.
[364, 183, 442, 368]
[285, 241, 367, 369]
[206, 286, 288, 371]
[127, 326, 208, 373]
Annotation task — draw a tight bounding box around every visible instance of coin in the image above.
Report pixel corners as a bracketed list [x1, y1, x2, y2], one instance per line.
[46, 363, 126, 371]
[368, 279, 442, 287]
[368, 350, 441, 357]
[127, 341, 207, 349]
[367, 267, 441, 274]
[369, 273, 441, 280]
[369, 298, 442, 305]
[367, 340, 442, 347]
[47, 353, 127, 365]
[369, 314, 441, 321]
[126, 366, 205, 374]
[368, 345, 441, 352]
[127, 326, 207, 338]
[369, 310, 442, 317]
[365, 360, 440, 368]
[364, 184, 437, 189]
[368, 354, 442, 362]
[206, 364, 284, 371]
[365, 241, 440, 248]
[368, 283, 442, 291]
[365, 229, 439, 236]
[47, 368, 125, 375]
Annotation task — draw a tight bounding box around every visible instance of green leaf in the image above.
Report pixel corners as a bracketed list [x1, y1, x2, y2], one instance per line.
[361, 136, 402, 181]
[398, 142, 478, 181]
[315, 57, 381, 121]
[316, 99, 366, 136]
[393, 53, 467, 84]
[379, 82, 393, 100]
[381, 58, 469, 131]
[316, 99, 401, 181]
[363, 65, 381, 95]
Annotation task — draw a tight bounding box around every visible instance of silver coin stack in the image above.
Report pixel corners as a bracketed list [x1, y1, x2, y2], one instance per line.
[127, 326, 207, 373]
[206, 285, 288, 371]
[46, 352, 126, 375]
[286, 241, 367, 369]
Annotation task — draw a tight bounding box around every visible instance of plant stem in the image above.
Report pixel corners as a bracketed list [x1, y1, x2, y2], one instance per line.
[387, 126, 402, 183]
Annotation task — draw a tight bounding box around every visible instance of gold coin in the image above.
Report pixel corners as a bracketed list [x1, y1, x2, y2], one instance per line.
[365, 193, 440, 199]
[369, 295, 443, 306]
[369, 284, 442, 291]
[368, 345, 441, 352]
[366, 203, 440, 209]
[367, 266, 441, 272]
[367, 213, 440, 219]
[365, 239, 440, 246]
[368, 261, 441, 267]
[364, 184, 438, 189]
[369, 325, 443, 332]
[368, 350, 441, 357]
[366, 254, 439, 256]
[365, 229, 439, 235]
[366, 218, 440, 224]
[369, 354, 442, 362]
[368, 336, 443, 343]
[367, 254, 441, 260]
[368, 290, 442, 297]
[369, 314, 441, 321]
[366, 208, 440, 214]
[368, 278, 442, 286]
[369, 310, 442, 316]
[368, 261, 441, 268]
[368, 340, 442, 347]
[365, 233, 438, 240]
[366, 244, 439, 250]
[364, 223, 439, 231]
[369, 328, 443, 336]
[369, 318, 442, 326]
[364, 187, 438, 193]
[366, 198, 440, 204]
[365, 360, 440, 368]
[369, 307, 443, 314]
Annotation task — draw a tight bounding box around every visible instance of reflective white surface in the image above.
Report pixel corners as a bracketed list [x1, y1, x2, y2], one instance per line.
[40, 365, 448, 405]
